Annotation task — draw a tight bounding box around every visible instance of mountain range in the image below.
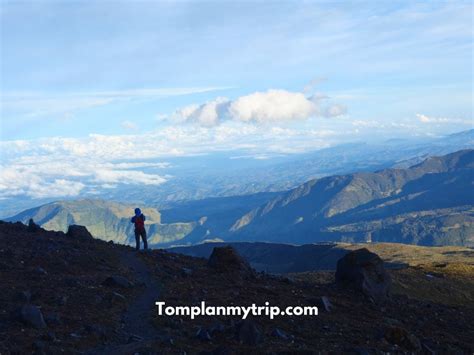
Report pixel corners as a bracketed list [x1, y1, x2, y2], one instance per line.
[1, 129, 472, 219]
[6, 148, 474, 247]
[229, 149, 474, 246]
[6, 200, 195, 246]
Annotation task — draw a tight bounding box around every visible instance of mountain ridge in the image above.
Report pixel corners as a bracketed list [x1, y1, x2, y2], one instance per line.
[229, 149, 474, 246]
[6, 199, 196, 246]
[6, 149, 474, 247]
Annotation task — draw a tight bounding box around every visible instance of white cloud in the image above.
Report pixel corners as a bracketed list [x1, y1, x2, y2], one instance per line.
[324, 104, 348, 117]
[0, 148, 169, 199]
[0, 119, 354, 199]
[171, 97, 230, 127]
[0, 166, 86, 198]
[94, 169, 166, 185]
[168, 89, 347, 127]
[416, 113, 472, 125]
[229, 90, 316, 123]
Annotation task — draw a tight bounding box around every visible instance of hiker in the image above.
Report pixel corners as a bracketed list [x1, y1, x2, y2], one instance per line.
[131, 208, 148, 251]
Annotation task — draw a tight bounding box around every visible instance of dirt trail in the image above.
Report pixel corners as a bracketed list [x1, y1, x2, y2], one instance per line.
[87, 249, 162, 354]
[120, 249, 161, 339]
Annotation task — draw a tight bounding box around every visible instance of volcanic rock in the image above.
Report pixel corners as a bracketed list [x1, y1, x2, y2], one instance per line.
[196, 327, 212, 341]
[27, 219, 42, 233]
[18, 305, 47, 329]
[66, 225, 93, 239]
[384, 326, 421, 351]
[208, 246, 253, 275]
[102, 275, 134, 288]
[335, 248, 391, 303]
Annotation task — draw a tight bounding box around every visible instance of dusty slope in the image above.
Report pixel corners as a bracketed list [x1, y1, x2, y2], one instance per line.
[1, 221, 473, 354]
[140, 249, 474, 353]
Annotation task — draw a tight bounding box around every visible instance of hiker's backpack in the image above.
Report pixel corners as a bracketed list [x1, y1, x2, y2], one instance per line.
[134, 214, 145, 231]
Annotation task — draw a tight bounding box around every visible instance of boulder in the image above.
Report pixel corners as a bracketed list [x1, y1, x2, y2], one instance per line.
[271, 328, 293, 341]
[18, 305, 47, 329]
[102, 275, 133, 288]
[320, 296, 333, 312]
[181, 267, 193, 277]
[34, 267, 48, 276]
[335, 248, 391, 303]
[66, 225, 93, 239]
[208, 246, 253, 275]
[27, 219, 42, 233]
[196, 327, 212, 341]
[127, 334, 143, 343]
[384, 326, 421, 351]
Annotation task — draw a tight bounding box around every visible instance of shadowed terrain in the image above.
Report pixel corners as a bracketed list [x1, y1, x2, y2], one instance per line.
[1, 221, 473, 353]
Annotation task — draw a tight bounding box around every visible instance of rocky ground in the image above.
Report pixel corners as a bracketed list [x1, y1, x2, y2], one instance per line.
[1, 220, 473, 354]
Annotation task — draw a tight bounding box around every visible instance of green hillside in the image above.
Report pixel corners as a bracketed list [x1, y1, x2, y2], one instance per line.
[7, 199, 196, 246]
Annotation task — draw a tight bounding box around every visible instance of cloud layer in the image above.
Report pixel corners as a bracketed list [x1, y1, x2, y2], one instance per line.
[0, 122, 350, 199]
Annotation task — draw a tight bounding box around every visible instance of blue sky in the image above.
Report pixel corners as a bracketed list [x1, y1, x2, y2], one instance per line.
[0, 0, 472, 200]
[1, 0, 472, 140]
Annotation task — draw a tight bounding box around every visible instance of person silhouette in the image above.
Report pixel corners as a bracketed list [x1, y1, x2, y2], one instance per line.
[131, 208, 148, 251]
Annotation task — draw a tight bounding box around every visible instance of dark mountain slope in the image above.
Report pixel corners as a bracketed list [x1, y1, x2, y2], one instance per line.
[230, 150, 474, 246]
[169, 241, 474, 273]
[2, 221, 473, 353]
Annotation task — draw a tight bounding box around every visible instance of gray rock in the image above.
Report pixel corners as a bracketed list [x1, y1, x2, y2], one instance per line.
[66, 225, 93, 239]
[181, 267, 193, 276]
[271, 328, 293, 341]
[335, 248, 391, 303]
[19, 305, 47, 329]
[208, 246, 253, 275]
[27, 219, 42, 233]
[109, 291, 127, 303]
[321, 296, 333, 312]
[102, 275, 133, 288]
[127, 334, 143, 343]
[196, 327, 212, 341]
[34, 267, 47, 276]
[384, 326, 421, 351]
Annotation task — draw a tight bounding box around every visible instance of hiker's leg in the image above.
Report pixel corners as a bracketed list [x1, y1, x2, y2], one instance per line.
[142, 230, 148, 250]
[135, 231, 140, 250]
